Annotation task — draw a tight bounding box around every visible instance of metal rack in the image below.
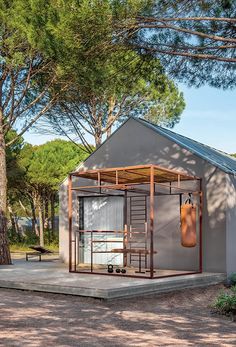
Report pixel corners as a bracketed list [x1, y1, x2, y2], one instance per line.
[68, 164, 203, 279]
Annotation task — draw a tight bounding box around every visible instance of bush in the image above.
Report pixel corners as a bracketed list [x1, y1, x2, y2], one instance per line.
[213, 286, 236, 318]
[229, 273, 236, 286]
[8, 227, 59, 252]
[8, 227, 22, 244]
[8, 228, 39, 245]
[44, 229, 59, 246]
[24, 229, 40, 244]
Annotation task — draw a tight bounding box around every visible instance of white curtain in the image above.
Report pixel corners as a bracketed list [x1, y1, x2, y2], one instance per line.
[83, 196, 124, 231]
[82, 196, 124, 265]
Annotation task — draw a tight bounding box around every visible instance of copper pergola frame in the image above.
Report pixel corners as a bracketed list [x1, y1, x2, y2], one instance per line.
[68, 164, 203, 279]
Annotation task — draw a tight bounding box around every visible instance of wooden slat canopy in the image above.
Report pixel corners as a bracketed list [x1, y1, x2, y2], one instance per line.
[70, 164, 199, 185]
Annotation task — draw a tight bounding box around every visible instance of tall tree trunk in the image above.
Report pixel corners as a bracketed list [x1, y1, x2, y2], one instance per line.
[94, 132, 102, 147]
[106, 96, 116, 139]
[0, 113, 11, 264]
[37, 194, 44, 247]
[44, 191, 49, 229]
[8, 206, 16, 232]
[44, 190, 49, 244]
[32, 194, 39, 236]
[30, 199, 36, 233]
[50, 192, 55, 237]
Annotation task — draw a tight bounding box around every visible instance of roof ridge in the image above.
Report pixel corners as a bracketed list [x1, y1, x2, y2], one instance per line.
[137, 117, 236, 162]
[134, 117, 236, 175]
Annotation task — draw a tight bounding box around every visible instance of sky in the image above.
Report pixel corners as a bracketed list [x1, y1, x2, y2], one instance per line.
[23, 84, 236, 154]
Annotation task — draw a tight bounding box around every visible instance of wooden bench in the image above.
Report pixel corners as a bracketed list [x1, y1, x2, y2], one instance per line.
[25, 246, 53, 262]
[26, 252, 42, 261]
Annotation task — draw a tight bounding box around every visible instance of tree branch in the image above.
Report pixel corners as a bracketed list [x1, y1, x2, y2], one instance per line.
[137, 16, 236, 23]
[136, 45, 236, 62]
[137, 23, 236, 44]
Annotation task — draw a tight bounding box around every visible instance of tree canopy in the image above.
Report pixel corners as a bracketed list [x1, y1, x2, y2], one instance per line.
[20, 140, 88, 191]
[42, 49, 185, 149]
[11, 139, 88, 245]
[121, 0, 236, 88]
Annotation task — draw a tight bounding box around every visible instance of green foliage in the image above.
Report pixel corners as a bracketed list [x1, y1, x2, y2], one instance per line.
[130, 1, 236, 89]
[213, 286, 236, 316]
[19, 139, 88, 191]
[10, 242, 58, 252]
[8, 228, 38, 245]
[44, 229, 59, 246]
[5, 130, 25, 192]
[46, 45, 185, 146]
[229, 273, 236, 286]
[8, 228, 59, 250]
[8, 227, 23, 244]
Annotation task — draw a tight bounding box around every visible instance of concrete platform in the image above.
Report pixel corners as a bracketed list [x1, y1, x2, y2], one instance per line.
[0, 256, 226, 299]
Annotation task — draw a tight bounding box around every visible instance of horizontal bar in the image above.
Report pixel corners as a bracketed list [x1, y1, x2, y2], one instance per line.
[77, 230, 125, 233]
[91, 251, 124, 254]
[71, 182, 151, 190]
[92, 240, 123, 243]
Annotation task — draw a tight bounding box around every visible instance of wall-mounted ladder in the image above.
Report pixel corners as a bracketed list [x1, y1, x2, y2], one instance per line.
[129, 196, 148, 268]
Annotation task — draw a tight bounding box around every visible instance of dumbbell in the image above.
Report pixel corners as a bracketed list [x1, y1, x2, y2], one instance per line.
[115, 268, 126, 274]
[107, 264, 113, 273]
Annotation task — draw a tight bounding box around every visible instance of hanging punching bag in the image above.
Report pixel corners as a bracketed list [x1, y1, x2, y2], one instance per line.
[181, 203, 197, 247]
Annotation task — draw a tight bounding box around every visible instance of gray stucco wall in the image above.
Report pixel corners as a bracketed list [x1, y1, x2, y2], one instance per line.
[59, 118, 227, 273]
[226, 174, 236, 275]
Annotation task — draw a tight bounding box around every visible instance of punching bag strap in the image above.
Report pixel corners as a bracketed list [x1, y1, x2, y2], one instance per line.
[184, 193, 193, 206]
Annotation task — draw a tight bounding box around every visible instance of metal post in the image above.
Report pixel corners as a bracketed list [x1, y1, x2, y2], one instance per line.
[150, 166, 155, 278]
[199, 179, 203, 273]
[116, 170, 119, 185]
[91, 230, 93, 273]
[123, 190, 128, 267]
[177, 174, 181, 188]
[98, 171, 101, 194]
[68, 174, 73, 272]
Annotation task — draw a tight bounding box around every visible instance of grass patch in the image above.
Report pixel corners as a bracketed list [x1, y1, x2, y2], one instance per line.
[10, 243, 59, 253]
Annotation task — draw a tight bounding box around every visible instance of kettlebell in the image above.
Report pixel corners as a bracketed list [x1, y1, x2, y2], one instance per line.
[121, 269, 126, 274]
[107, 264, 113, 273]
[116, 268, 121, 273]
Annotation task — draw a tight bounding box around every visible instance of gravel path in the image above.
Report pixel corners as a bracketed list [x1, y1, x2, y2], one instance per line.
[0, 285, 235, 347]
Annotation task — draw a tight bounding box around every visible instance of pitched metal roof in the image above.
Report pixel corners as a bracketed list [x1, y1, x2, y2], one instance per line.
[135, 117, 236, 175]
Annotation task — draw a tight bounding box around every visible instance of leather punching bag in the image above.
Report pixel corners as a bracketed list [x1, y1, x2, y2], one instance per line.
[181, 204, 197, 247]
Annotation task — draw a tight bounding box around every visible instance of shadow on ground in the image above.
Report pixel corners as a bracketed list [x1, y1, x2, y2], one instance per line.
[0, 285, 235, 347]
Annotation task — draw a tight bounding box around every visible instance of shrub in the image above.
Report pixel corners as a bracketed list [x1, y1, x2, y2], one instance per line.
[213, 286, 236, 318]
[8, 228, 39, 245]
[8, 227, 59, 252]
[229, 273, 236, 286]
[44, 229, 59, 246]
[24, 229, 40, 244]
[8, 227, 22, 244]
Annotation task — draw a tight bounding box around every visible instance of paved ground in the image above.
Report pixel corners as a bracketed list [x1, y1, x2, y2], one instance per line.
[0, 285, 235, 347]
